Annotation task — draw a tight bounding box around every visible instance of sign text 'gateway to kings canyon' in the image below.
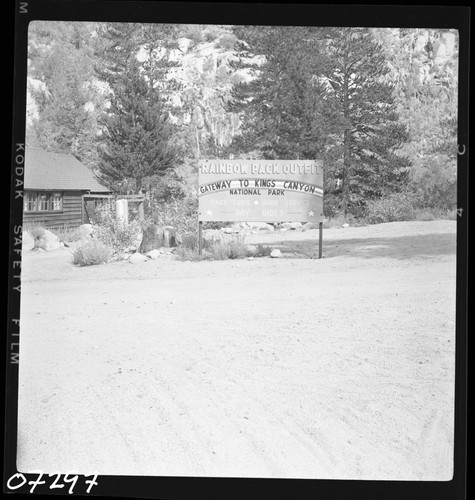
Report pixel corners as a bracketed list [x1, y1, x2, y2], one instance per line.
[198, 159, 323, 223]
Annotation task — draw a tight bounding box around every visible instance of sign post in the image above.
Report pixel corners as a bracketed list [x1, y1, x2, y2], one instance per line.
[198, 221, 203, 256]
[319, 221, 323, 259]
[198, 159, 324, 256]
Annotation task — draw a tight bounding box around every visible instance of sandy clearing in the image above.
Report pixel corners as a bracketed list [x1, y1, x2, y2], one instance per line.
[17, 220, 457, 479]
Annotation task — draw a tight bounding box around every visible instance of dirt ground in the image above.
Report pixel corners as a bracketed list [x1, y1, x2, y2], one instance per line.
[17, 220, 457, 480]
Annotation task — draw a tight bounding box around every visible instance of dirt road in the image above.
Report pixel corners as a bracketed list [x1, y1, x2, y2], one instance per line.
[17, 220, 457, 480]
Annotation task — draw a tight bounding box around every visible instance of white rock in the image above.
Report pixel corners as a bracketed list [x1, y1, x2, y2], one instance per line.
[78, 224, 94, 240]
[42, 230, 62, 251]
[290, 222, 302, 230]
[129, 252, 148, 264]
[146, 249, 161, 260]
[270, 249, 283, 258]
[281, 222, 292, 230]
[248, 222, 274, 231]
[342, 223, 350, 228]
[223, 227, 234, 234]
[22, 231, 34, 250]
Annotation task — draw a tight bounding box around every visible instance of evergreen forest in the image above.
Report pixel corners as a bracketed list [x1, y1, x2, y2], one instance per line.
[25, 22, 459, 221]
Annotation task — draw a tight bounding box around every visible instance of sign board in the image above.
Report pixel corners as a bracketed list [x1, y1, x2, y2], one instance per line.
[198, 159, 323, 222]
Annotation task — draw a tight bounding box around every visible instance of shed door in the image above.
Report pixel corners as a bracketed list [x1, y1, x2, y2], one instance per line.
[83, 199, 97, 223]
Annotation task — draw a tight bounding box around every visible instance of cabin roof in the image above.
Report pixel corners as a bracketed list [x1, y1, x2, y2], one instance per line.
[24, 148, 110, 193]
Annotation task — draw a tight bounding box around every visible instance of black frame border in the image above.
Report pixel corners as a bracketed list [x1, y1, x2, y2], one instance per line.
[5, 2, 469, 499]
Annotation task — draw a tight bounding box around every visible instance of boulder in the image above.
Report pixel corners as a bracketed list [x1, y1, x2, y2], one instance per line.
[22, 231, 34, 251]
[342, 223, 350, 228]
[290, 222, 302, 230]
[146, 249, 161, 260]
[270, 249, 283, 258]
[129, 252, 148, 264]
[41, 230, 62, 251]
[248, 222, 274, 231]
[78, 224, 94, 240]
[281, 222, 292, 230]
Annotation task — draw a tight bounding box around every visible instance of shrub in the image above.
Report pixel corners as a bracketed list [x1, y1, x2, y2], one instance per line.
[175, 236, 250, 261]
[365, 193, 415, 224]
[146, 195, 198, 237]
[255, 244, 272, 257]
[93, 203, 141, 254]
[413, 207, 458, 221]
[72, 239, 112, 266]
[175, 246, 205, 261]
[51, 224, 81, 243]
[181, 233, 199, 250]
[209, 238, 249, 260]
[29, 224, 46, 250]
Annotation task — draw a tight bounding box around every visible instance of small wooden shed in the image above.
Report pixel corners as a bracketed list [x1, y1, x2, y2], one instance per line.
[23, 148, 112, 229]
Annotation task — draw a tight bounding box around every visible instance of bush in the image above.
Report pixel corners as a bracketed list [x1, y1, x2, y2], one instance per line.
[28, 224, 46, 250]
[413, 207, 458, 221]
[180, 233, 199, 250]
[93, 203, 141, 254]
[51, 224, 81, 243]
[366, 193, 415, 224]
[175, 246, 206, 261]
[209, 238, 249, 260]
[146, 195, 198, 237]
[175, 236, 250, 261]
[72, 239, 112, 266]
[255, 244, 272, 257]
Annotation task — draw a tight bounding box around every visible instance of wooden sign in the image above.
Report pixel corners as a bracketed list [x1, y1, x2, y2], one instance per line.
[198, 159, 323, 222]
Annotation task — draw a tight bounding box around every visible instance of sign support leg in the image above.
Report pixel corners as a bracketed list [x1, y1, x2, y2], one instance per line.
[318, 221, 323, 259]
[198, 221, 203, 256]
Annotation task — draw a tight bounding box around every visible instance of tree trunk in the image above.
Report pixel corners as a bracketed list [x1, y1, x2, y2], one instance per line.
[342, 129, 350, 218]
[342, 34, 350, 219]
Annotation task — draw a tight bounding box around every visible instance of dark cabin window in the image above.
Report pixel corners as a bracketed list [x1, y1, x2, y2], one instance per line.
[24, 192, 63, 213]
[24, 192, 37, 212]
[51, 192, 62, 211]
[38, 194, 49, 211]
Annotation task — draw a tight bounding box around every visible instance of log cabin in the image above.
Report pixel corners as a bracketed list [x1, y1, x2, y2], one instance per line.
[23, 148, 112, 230]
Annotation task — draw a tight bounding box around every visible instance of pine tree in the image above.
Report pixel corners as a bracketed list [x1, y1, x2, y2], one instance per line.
[324, 28, 411, 216]
[228, 26, 333, 160]
[95, 23, 181, 194]
[98, 58, 177, 193]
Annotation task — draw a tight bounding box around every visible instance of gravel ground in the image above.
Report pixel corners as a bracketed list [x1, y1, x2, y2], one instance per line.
[17, 220, 457, 480]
